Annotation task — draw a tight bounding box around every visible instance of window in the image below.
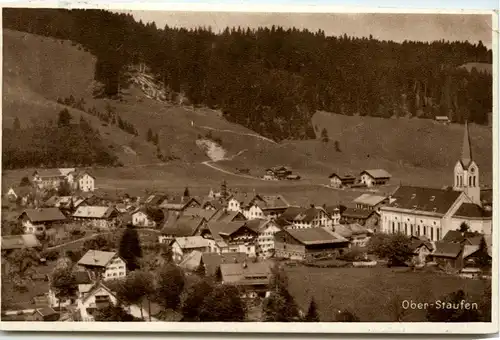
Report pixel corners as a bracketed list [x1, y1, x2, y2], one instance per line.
[437, 228, 441, 240]
[469, 177, 472, 186]
[430, 227, 434, 241]
[473, 176, 476, 186]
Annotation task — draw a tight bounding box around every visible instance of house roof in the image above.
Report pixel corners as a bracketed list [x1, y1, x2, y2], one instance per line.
[220, 261, 273, 284]
[1, 234, 42, 250]
[432, 242, 462, 258]
[161, 215, 205, 237]
[284, 227, 348, 246]
[183, 207, 219, 221]
[133, 207, 164, 223]
[441, 230, 483, 245]
[178, 250, 203, 271]
[74, 271, 92, 285]
[160, 196, 200, 210]
[244, 219, 279, 234]
[341, 208, 376, 220]
[208, 221, 250, 237]
[280, 206, 327, 223]
[258, 195, 290, 209]
[453, 203, 491, 218]
[279, 206, 306, 221]
[144, 193, 168, 206]
[353, 194, 387, 207]
[6, 185, 35, 198]
[54, 196, 86, 209]
[33, 169, 65, 178]
[81, 282, 116, 305]
[462, 245, 481, 259]
[382, 186, 462, 215]
[211, 210, 246, 223]
[73, 170, 96, 180]
[334, 223, 369, 239]
[227, 193, 255, 207]
[174, 236, 210, 249]
[328, 173, 356, 180]
[58, 168, 76, 176]
[360, 169, 392, 179]
[201, 252, 248, 276]
[202, 199, 225, 210]
[409, 238, 434, 253]
[73, 206, 116, 219]
[77, 250, 118, 267]
[20, 208, 66, 223]
[35, 307, 58, 317]
[325, 205, 347, 216]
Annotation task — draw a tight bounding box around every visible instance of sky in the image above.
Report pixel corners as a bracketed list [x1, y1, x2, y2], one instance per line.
[119, 11, 493, 49]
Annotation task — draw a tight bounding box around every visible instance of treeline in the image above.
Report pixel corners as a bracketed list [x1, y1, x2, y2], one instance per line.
[3, 9, 493, 141]
[58, 95, 139, 136]
[3, 110, 119, 169]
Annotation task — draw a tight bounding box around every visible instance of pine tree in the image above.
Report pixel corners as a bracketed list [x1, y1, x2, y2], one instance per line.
[183, 187, 190, 198]
[58, 108, 72, 127]
[320, 128, 329, 143]
[118, 224, 142, 271]
[221, 180, 228, 199]
[305, 298, 320, 322]
[147, 128, 153, 142]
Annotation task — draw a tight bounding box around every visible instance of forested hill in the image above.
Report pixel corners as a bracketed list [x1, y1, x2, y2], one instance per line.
[3, 9, 492, 141]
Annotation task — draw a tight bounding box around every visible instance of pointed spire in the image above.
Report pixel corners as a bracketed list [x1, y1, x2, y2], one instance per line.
[461, 121, 473, 168]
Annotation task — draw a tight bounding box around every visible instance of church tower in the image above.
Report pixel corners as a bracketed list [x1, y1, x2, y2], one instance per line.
[453, 121, 480, 204]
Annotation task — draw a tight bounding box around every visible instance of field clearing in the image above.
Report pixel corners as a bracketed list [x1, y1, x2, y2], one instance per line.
[285, 266, 488, 322]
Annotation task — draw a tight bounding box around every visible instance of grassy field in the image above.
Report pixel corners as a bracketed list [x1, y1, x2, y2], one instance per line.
[285, 265, 489, 322]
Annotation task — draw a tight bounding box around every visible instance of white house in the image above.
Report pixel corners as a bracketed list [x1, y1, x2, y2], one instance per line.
[77, 250, 127, 281]
[76, 172, 96, 192]
[131, 208, 164, 228]
[72, 206, 118, 230]
[359, 169, 392, 187]
[171, 236, 211, 263]
[32, 169, 66, 190]
[245, 219, 282, 258]
[280, 206, 333, 229]
[18, 208, 66, 235]
[48, 271, 94, 309]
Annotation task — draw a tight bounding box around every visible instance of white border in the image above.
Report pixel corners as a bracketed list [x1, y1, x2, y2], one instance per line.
[0, 4, 498, 334]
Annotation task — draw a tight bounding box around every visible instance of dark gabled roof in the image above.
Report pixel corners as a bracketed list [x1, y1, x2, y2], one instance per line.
[201, 252, 247, 276]
[73, 271, 92, 285]
[183, 207, 219, 221]
[161, 215, 205, 237]
[341, 208, 376, 220]
[257, 195, 290, 209]
[409, 239, 433, 253]
[432, 242, 462, 258]
[244, 219, 279, 234]
[144, 193, 168, 206]
[328, 173, 356, 180]
[284, 227, 348, 246]
[220, 261, 273, 284]
[325, 205, 347, 216]
[441, 230, 483, 244]
[202, 199, 225, 210]
[33, 169, 65, 178]
[212, 210, 246, 223]
[293, 207, 326, 223]
[383, 186, 462, 215]
[360, 169, 392, 179]
[280, 206, 306, 221]
[453, 203, 491, 218]
[2, 234, 42, 250]
[36, 307, 58, 317]
[20, 208, 66, 223]
[134, 206, 165, 223]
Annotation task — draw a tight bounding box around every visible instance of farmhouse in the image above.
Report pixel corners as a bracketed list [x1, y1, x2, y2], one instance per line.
[19, 207, 66, 235]
[131, 207, 164, 228]
[198, 221, 258, 256]
[182, 207, 220, 222]
[274, 227, 349, 261]
[200, 252, 248, 277]
[211, 209, 247, 223]
[28, 307, 59, 322]
[340, 208, 380, 231]
[279, 206, 333, 229]
[159, 196, 201, 213]
[1, 234, 42, 254]
[428, 242, 463, 269]
[4, 185, 36, 205]
[359, 169, 392, 187]
[72, 206, 119, 229]
[219, 261, 274, 299]
[171, 236, 211, 263]
[159, 215, 207, 243]
[328, 173, 356, 188]
[48, 271, 93, 308]
[32, 169, 66, 190]
[77, 250, 127, 281]
[409, 237, 434, 265]
[67, 170, 96, 192]
[143, 193, 169, 206]
[334, 223, 371, 247]
[245, 219, 282, 258]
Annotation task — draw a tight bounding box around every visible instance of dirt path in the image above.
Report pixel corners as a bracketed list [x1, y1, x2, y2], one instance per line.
[201, 161, 265, 181]
[198, 125, 277, 144]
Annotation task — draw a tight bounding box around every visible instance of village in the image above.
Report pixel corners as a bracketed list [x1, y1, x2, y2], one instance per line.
[0, 121, 493, 322]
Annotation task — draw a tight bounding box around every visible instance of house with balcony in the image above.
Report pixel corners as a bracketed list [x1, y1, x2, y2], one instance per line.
[77, 250, 127, 281]
[18, 207, 66, 235]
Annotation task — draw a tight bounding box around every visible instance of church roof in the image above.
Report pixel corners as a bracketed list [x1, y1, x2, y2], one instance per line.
[382, 186, 462, 215]
[453, 203, 491, 218]
[460, 121, 473, 169]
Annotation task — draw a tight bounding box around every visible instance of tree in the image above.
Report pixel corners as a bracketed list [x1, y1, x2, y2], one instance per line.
[51, 267, 77, 311]
[83, 235, 113, 252]
[334, 140, 341, 152]
[147, 128, 153, 142]
[153, 133, 159, 145]
[94, 305, 142, 321]
[156, 264, 185, 310]
[8, 222, 25, 236]
[6, 248, 39, 281]
[367, 232, 414, 267]
[426, 290, 481, 322]
[320, 128, 329, 143]
[118, 224, 142, 271]
[458, 222, 470, 233]
[181, 278, 214, 321]
[221, 180, 228, 199]
[58, 180, 72, 196]
[305, 298, 320, 322]
[194, 263, 206, 277]
[183, 187, 190, 198]
[116, 270, 155, 321]
[199, 284, 245, 321]
[13, 117, 21, 130]
[19, 176, 31, 187]
[57, 108, 72, 127]
[262, 263, 300, 321]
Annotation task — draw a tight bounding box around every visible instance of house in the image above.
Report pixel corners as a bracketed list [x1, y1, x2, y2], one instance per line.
[249, 195, 290, 220]
[210, 209, 247, 223]
[32, 169, 66, 190]
[182, 207, 219, 222]
[144, 193, 169, 207]
[279, 206, 333, 229]
[1, 234, 42, 254]
[441, 230, 484, 245]
[72, 206, 119, 230]
[274, 227, 349, 261]
[28, 307, 59, 321]
[67, 170, 96, 192]
[198, 221, 258, 256]
[325, 205, 346, 225]
[159, 215, 207, 243]
[265, 166, 292, 180]
[226, 193, 254, 213]
[171, 236, 211, 263]
[131, 207, 164, 228]
[219, 260, 274, 299]
[77, 250, 127, 281]
[159, 196, 201, 213]
[328, 173, 356, 188]
[409, 237, 434, 265]
[352, 194, 388, 212]
[359, 169, 392, 187]
[48, 271, 93, 308]
[435, 116, 451, 124]
[341, 208, 380, 231]
[178, 250, 204, 272]
[201, 199, 225, 211]
[4, 185, 35, 205]
[334, 223, 371, 247]
[245, 219, 282, 258]
[200, 252, 248, 277]
[429, 242, 463, 269]
[19, 208, 66, 235]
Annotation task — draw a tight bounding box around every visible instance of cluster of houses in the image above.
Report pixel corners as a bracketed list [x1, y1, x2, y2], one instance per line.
[1, 122, 494, 321]
[328, 169, 392, 188]
[263, 166, 301, 181]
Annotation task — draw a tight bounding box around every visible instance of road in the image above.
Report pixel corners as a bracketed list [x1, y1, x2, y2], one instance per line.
[198, 125, 277, 144]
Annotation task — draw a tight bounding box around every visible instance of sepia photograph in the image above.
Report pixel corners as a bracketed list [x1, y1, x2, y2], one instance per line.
[0, 5, 497, 333]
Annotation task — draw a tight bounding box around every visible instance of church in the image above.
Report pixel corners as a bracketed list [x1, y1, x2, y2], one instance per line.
[380, 122, 492, 241]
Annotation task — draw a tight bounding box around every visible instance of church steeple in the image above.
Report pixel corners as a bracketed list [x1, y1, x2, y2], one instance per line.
[461, 120, 472, 168]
